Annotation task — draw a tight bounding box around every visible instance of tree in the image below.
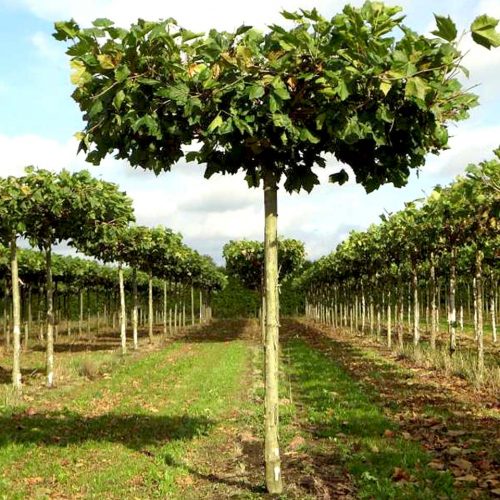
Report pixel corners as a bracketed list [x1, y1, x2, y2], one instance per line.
[24, 168, 134, 385]
[55, 3, 499, 492]
[0, 176, 32, 389]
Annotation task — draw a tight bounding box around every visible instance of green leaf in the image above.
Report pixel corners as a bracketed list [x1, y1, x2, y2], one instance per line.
[431, 15, 457, 42]
[380, 80, 392, 96]
[53, 20, 79, 41]
[207, 114, 223, 133]
[97, 54, 116, 69]
[185, 151, 198, 162]
[70, 60, 89, 86]
[113, 90, 125, 110]
[281, 10, 302, 21]
[405, 76, 429, 101]
[93, 18, 114, 28]
[269, 94, 279, 113]
[329, 169, 349, 185]
[471, 14, 500, 49]
[115, 65, 130, 82]
[300, 128, 320, 144]
[273, 87, 290, 100]
[248, 85, 265, 99]
[156, 83, 190, 104]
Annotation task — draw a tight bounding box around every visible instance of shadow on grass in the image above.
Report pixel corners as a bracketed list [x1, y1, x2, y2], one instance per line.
[0, 366, 41, 385]
[0, 410, 213, 450]
[31, 342, 120, 354]
[174, 319, 259, 344]
[163, 453, 266, 495]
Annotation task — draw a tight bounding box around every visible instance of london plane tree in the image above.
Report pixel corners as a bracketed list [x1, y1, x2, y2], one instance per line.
[55, 2, 499, 493]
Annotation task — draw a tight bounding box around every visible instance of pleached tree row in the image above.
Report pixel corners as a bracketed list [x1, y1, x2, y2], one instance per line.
[299, 150, 499, 375]
[0, 168, 225, 390]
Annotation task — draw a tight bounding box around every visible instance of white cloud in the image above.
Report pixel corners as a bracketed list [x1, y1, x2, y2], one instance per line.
[18, 0, 348, 29]
[426, 124, 500, 176]
[30, 31, 65, 64]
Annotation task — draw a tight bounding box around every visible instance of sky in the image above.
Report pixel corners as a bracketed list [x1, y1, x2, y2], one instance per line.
[0, 0, 499, 264]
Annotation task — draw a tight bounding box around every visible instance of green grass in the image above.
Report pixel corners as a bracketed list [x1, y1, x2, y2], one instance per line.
[0, 338, 251, 499]
[283, 338, 459, 500]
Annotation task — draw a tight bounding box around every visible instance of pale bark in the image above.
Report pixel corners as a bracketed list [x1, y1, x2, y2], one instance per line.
[412, 267, 420, 346]
[448, 247, 457, 354]
[45, 245, 55, 387]
[491, 273, 497, 343]
[263, 172, 282, 494]
[132, 268, 138, 349]
[10, 236, 22, 390]
[119, 265, 127, 355]
[148, 273, 154, 342]
[190, 285, 195, 326]
[164, 281, 168, 336]
[475, 252, 484, 376]
[387, 289, 392, 348]
[430, 254, 437, 350]
[199, 289, 203, 324]
[78, 289, 83, 336]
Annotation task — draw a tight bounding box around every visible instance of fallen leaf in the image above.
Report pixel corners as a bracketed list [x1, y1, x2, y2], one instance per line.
[447, 430, 467, 437]
[454, 474, 477, 483]
[392, 467, 411, 482]
[288, 435, 306, 451]
[384, 430, 395, 438]
[451, 458, 472, 472]
[446, 446, 462, 457]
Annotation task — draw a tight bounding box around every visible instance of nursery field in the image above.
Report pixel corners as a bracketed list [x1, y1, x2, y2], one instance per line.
[1, 319, 498, 499]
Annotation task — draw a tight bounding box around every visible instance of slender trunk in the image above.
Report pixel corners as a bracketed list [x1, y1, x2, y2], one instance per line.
[190, 285, 195, 326]
[412, 266, 420, 346]
[263, 171, 282, 494]
[10, 236, 22, 390]
[119, 264, 127, 355]
[27, 285, 32, 347]
[491, 273, 497, 343]
[148, 273, 153, 343]
[163, 281, 168, 336]
[398, 284, 404, 348]
[199, 289, 203, 324]
[448, 247, 457, 354]
[475, 252, 484, 376]
[261, 287, 266, 345]
[45, 245, 55, 387]
[78, 289, 83, 336]
[132, 268, 138, 350]
[430, 254, 437, 350]
[387, 289, 392, 348]
[361, 286, 366, 334]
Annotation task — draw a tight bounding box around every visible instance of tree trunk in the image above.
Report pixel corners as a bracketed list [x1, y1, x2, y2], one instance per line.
[45, 245, 55, 387]
[430, 254, 437, 350]
[190, 285, 195, 326]
[263, 171, 282, 494]
[491, 272, 497, 344]
[148, 273, 154, 342]
[10, 236, 22, 390]
[475, 252, 484, 376]
[448, 247, 457, 354]
[132, 268, 138, 350]
[387, 289, 392, 348]
[119, 264, 127, 355]
[78, 289, 83, 336]
[164, 281, 168, 336]
[199, 289, 203, 324]
[412, 266, 420, 346]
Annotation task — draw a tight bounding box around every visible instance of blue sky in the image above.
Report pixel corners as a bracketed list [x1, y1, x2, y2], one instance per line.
[0, 0, 499, 263]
